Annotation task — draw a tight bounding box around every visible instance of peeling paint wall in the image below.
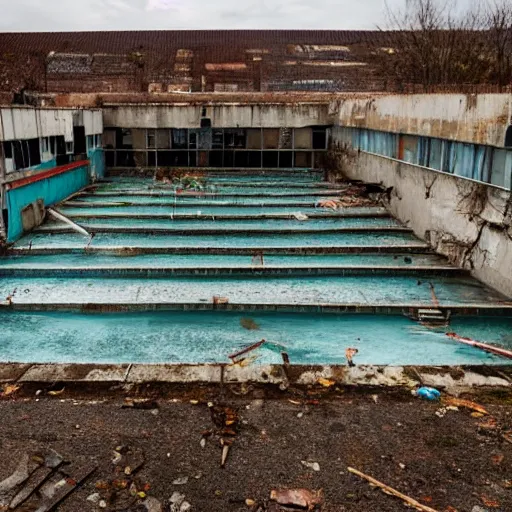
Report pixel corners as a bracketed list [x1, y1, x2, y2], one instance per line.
[335, 93, 512, 147]
[330, 146, 512, 298]
[103, 103, 331, 129]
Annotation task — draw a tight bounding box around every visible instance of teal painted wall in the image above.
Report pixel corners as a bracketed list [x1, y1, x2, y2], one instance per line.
[87, 148, 105, 179]
[6, 164, 90, 242]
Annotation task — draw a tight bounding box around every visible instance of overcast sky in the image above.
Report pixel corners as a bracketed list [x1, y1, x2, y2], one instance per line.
[0, 0, 476, 31]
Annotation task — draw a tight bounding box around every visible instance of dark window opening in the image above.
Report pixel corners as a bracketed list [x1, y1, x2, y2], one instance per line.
[223, 151, 234, 167]
[234, 151, 248, 167]
[200, 118, 211, 128]
[148, 151, 157, 167]
[28, 138, 41, 166]
[55, 136, 69, 166]
[312, 129, 327, 150]
[12, 141, 25, 170]
[278, 151, 293, 168]
[505, 126, 512, 147]
[209, 151, 223, 167]
[201, 107, 207, 117]
[247, 151, 261, 168]
[262, 151, 279, 168]
[3, 142, 12, 159]
[73, 126, 86, 155]
[105, 150, 115, 167]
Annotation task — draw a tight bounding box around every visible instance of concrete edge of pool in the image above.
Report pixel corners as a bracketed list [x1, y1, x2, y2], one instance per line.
[1, 362, 511, 396]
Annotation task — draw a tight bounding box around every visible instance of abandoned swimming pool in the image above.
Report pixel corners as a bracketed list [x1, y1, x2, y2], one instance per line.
[1, 171, 511, 368]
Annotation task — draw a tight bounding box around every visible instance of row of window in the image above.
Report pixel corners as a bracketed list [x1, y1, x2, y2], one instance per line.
[2, 134, 102, 174]
[335, 127, 512, 190]
[104, 128, 328, 151]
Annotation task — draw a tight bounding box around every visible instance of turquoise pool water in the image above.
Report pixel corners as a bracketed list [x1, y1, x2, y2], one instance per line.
[0, 311, 510, 365]
[0, 275, 505, 306]
[0, 253, 449, 270]
[58, 205, 388, 217]
[41, 216, 403, 231]
[15, 231, 424, 250]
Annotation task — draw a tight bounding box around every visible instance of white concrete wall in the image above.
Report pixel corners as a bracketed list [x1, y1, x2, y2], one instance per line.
[334, 93, 512, 147]
[333, 148, 512, 298]
[0, 107, 103, 143]
[103, 103, 330, 129]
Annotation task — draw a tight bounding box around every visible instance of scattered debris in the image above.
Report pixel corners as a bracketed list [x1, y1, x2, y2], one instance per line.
[293, 212, 309, 221]
[169, 491, 191, 512]
[240, 317, 260, 331]
[345, 347, 358, 367]
[172, 477, 189, 486]
[5, 288, 17, 305]
[0, 384, 21, 397]
[213, 295, 230, 306]
[48, 388, 65, 396]
[415, 387, 441, 401]
[204, 403, 240, 468]
[229, 339, 266, 362]
[443, 398, 488, 415]
[480, 495, 500, 508]
[47, 207, 91, 237]
[348, 467, 440, 512]
[122, 398, 160, 410]
[301, 461, 321, 472]
[251, 252, 265, 266]
[317, 377, 335, 388]
[502, 431, 512, 444]
[86, 492, 101, 504]
[270, 488, 323, 510]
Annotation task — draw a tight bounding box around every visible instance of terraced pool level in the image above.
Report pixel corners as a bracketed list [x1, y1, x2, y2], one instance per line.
[1, 169, 511, 366]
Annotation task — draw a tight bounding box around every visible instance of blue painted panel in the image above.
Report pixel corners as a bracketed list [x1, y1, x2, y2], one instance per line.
[87, 148, 105, 179]
[28, 159, 58, 172]
[6, 164, 90, 242]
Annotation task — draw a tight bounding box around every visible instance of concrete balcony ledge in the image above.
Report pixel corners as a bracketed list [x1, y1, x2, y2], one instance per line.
[2, 362, 510, 396]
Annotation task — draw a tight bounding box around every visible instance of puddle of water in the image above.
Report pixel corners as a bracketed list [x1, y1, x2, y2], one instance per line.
[0, 311, 510, 365]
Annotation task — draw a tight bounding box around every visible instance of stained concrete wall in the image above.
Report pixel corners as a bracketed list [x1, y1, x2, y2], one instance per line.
[329, 145, 512, 298]
[103, 103, 331, 129]
[334, 93, 512, 147]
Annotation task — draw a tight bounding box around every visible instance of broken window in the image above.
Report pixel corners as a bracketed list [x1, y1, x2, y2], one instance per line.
[172, 129, 188, 149]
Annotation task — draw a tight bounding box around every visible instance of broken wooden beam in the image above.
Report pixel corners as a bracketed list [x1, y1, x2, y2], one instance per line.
[348, 467, 439, 512]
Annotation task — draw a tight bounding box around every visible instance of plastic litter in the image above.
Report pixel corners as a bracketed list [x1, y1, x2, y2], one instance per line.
[416, 387, 441, 401]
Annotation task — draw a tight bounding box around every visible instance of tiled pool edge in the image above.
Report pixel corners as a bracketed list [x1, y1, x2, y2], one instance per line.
[2, 362, 511, 396]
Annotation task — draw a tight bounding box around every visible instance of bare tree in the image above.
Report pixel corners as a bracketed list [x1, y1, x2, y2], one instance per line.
[374, 0, 490, 91]
[484, 0, 512, 89]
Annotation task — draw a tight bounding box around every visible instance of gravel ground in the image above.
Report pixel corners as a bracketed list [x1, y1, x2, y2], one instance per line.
[0, 389, 511, 512]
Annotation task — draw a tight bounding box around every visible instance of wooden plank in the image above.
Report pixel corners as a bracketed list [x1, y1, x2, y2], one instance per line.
[9, 467, 54, 510]
[29, 464, 97, 512]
